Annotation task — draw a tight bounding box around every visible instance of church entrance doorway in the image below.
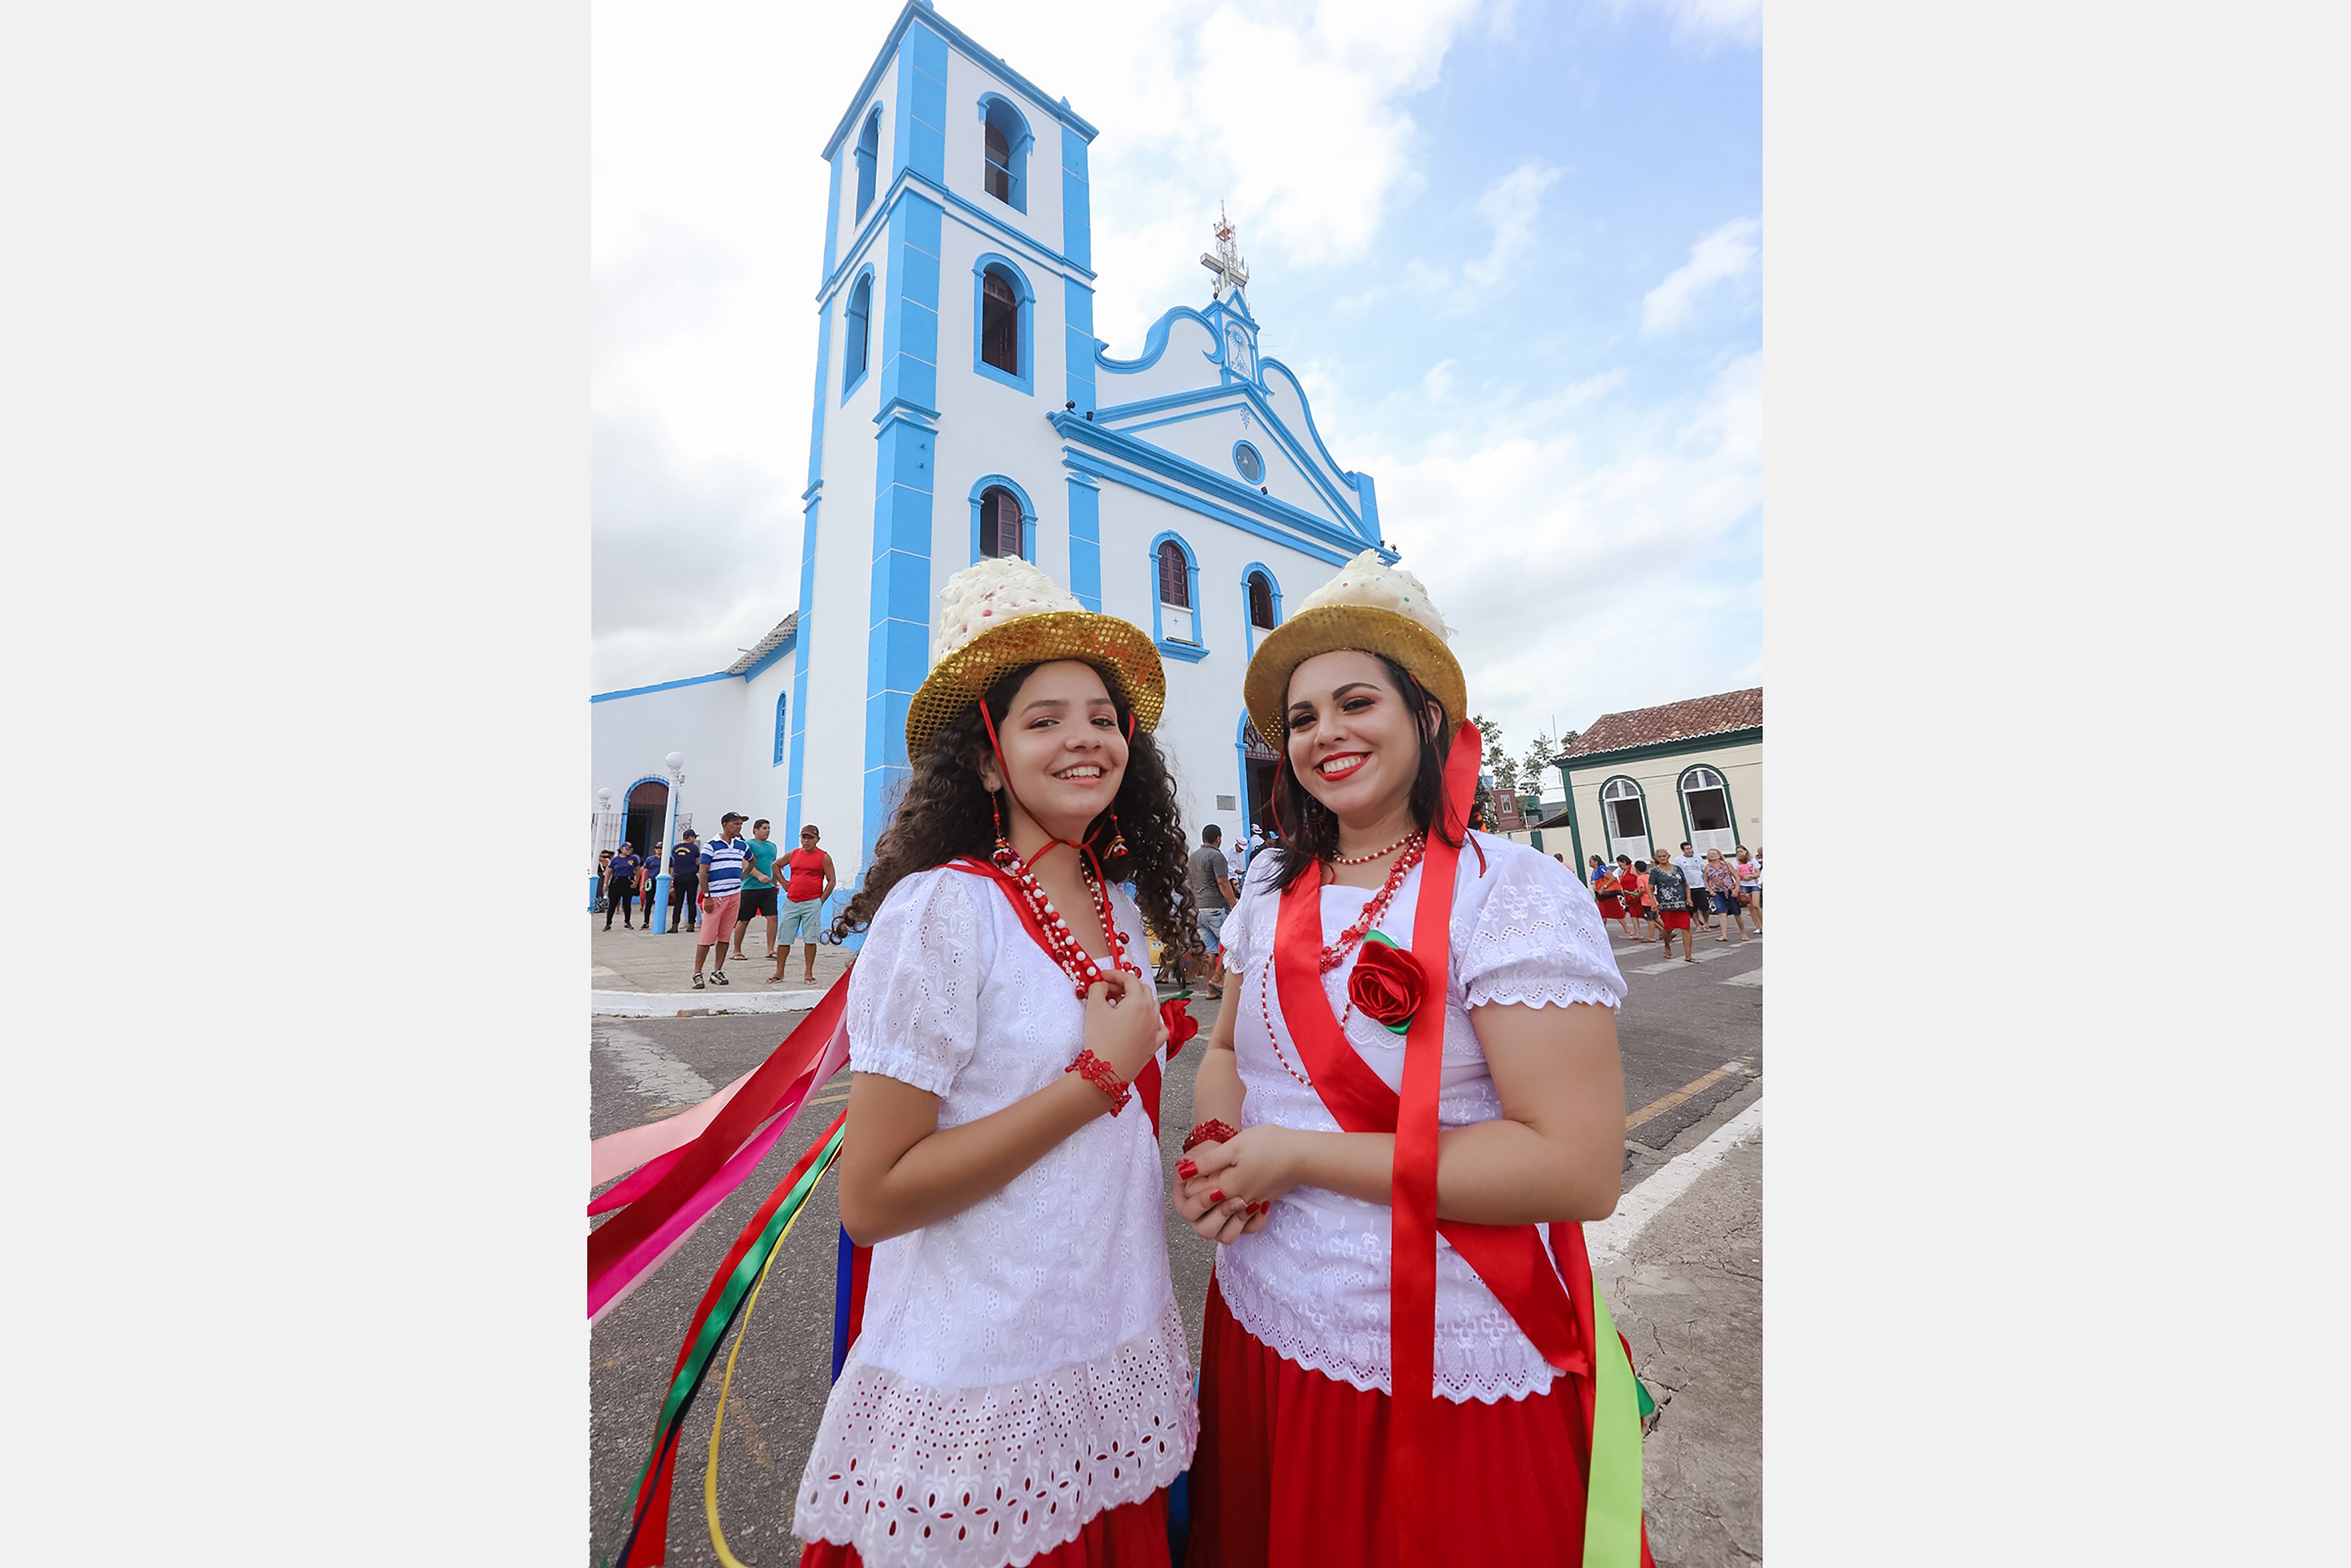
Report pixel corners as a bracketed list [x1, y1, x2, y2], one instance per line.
[625, 778, 670, 860]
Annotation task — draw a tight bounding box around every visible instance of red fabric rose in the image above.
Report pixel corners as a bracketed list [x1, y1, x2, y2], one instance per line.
[1346, 934, 1423, 1034]
[1160, 997, 1200, 1059]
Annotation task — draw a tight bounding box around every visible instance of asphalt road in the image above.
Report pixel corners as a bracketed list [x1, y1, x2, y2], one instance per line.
[587, 926, 1762, 1564]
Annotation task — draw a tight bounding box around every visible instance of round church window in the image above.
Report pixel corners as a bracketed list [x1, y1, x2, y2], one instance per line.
[1233, 441, 1263, 484]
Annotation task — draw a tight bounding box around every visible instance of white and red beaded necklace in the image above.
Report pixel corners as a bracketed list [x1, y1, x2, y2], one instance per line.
[1318, 831, 1427, 974]
[991, 836, 1141, 997]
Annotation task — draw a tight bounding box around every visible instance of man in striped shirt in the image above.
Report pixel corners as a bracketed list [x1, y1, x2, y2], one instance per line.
[691, 811, 749, 990]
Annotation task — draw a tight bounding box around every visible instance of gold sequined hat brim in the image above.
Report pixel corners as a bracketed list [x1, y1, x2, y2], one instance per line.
[905, 609, 1168, 757]
[1242, 604, 1468, 754]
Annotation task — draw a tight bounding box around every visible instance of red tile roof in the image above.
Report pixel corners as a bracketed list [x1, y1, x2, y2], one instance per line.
[1562, 687, 1762, 759]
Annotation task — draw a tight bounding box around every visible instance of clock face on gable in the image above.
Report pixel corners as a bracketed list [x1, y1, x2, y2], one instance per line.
[1225, 324, 1254, 380]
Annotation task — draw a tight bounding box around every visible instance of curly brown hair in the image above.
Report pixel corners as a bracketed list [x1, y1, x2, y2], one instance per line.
[830, 661, 1202, 959]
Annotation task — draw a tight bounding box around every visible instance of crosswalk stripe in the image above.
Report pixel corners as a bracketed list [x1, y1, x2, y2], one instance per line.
[1721, 967, 1763, 987]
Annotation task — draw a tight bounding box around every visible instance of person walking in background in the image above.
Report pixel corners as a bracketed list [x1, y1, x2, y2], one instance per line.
[593, 849, 612, 914]
[1186, 823, 1238, 1000]
[664, 829, 701, 934]
[605, 843, 641, 930]
[1735, 845, 1762, 932]
[691, 812, 747, 990]
[1622, 855, 1652, 941]
[1649, 851, 1697, 963]
[1674, 841, 1713, 933]
[638, 853, 658, 926]
[1593, 857, 1632, 938]
[1703, 847, 1750, 943]
[768, 823, 837, 987]
[731, 818, 781, 963]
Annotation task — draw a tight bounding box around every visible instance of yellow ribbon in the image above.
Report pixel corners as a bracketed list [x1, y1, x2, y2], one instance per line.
[702, 1146, 835, 1568]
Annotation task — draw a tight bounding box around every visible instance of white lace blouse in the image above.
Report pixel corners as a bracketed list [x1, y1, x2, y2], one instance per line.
[1212, 835, 1628, 1404]
[794, 866, 1196, 1567]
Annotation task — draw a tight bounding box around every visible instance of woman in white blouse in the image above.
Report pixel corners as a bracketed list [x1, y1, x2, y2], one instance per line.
[793, 559, 1202, 1568]
[1175, 551, 1655, 1567]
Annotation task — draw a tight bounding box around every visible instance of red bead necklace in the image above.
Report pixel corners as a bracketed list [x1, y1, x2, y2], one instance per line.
[991, 837, 1140, 997]
[1318, 832, 1426, 975]
[1331, 829, 1416, 867]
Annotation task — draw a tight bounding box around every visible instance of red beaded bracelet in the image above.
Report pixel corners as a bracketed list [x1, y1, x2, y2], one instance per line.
[1066, 1049, 1131, 1115]
[1182, 1118, 1239, 1153]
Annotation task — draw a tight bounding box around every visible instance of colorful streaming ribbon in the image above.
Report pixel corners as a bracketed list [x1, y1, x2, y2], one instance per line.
[599, 1113, 846, 1568]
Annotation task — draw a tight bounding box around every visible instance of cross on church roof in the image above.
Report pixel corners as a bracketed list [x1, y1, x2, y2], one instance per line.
[1200, 202, 1249, 301]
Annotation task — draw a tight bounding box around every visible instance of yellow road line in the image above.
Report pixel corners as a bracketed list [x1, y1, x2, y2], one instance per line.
[1624, 1061, 1748, 1133]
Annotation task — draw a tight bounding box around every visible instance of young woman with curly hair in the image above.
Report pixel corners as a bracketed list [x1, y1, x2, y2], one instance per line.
[792, 558, 1200, 1568]
[1171, 550, 1656, 1568]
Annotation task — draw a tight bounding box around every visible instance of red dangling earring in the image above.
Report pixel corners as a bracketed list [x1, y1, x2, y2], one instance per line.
[1105, 811, 1129, 861]
[991, 791, 1016, 866]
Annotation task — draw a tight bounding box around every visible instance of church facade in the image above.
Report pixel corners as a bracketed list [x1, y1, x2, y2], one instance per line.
[590, 0, 1392, 900]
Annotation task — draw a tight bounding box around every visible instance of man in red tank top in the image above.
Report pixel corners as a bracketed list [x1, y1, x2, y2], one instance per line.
[768, 823, 837, 986]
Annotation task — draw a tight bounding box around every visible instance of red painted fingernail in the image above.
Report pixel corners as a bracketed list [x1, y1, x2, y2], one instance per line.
[1208, 1190, 1226, 1204]
[1176, 1159, 1196, 1179]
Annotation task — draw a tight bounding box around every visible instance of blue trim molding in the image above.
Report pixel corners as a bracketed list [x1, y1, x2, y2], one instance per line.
[822, 1, 1097, 162]
[864, 411, 935, 864]
[773, 691, 789, 766]
[741, 629, 796, 683]
[1231, 439, 1263, 484]
[971, 252, 1035, 397]
[889, 19, 948, 187]
[784, 491, 821, 837]
[1060, 123, 1092, 271]
[852, 106, 882, 222]
[1147, 530, 1209, 662]
[1239, 561, 1283, 659]
[591, 671, 731, 703]
[967, 473, 1038, 563]
[877, 194, 944, 425]
[1062, 447, 1352, 569]
[1066, 472, 1102, 609]
[1062, 274, 1096, 415]
[1051, 411, 1372, 562]
[976, 92, 1033, 214]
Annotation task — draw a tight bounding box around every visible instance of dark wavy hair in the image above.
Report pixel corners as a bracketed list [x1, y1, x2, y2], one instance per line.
[830, 661, 1202, 958]
[1262, 651, 1460, 896]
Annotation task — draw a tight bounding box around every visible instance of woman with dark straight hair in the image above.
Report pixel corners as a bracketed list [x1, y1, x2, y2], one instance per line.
[1173, 550, 1656, 1566]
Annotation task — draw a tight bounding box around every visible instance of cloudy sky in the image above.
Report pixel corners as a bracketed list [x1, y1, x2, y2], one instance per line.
[593, 0, 1760, 780]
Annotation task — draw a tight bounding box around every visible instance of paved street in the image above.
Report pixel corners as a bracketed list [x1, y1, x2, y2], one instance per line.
[589, 916, 1763, 1566]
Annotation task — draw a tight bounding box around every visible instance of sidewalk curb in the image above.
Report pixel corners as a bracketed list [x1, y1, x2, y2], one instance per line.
[1589, 1098, 1762, 1268]
[591, 988, 823, 1017]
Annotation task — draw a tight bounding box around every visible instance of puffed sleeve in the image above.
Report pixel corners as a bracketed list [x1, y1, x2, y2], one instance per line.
[1455, 841, 1628, 1013]
[844, 867, 987, 1096]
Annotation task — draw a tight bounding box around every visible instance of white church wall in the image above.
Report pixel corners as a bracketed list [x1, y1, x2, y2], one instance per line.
[1257, 362, 1357, 502]
[590, 676, 751, 844]
[1121, 399, 1348, 535]
[1096, 311, 1223, 407]
[737, 652, 798, 829]
[941, 49, 1066, 257]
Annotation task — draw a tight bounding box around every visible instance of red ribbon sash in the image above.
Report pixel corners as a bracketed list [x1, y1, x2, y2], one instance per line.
[1268, 725, 1595, 1567]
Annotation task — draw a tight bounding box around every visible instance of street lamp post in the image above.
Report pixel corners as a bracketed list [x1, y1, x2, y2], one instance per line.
[591, 787, 612, 911]
[651, 752, 684, 934]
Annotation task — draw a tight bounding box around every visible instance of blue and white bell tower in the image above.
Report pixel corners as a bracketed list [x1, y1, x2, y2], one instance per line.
[781, 0, 1392, 877]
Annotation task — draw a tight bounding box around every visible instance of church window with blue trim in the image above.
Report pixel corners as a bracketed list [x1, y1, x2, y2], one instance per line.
[979, 486, 1023, 559]
[844, 273, 872, 387]
[773, 692, 788, 766]
[979, 96, 1029, 212]
[853, 107, 880, 220]
[981, 269, 1019, 376]
[1158, 541, 1191, 608]
[1247, 570, 1277, 630]
[1233, 441, 1263, 484]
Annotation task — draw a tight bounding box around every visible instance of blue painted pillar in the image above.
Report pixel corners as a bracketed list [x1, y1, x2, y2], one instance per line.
[651, 872, 672, 933]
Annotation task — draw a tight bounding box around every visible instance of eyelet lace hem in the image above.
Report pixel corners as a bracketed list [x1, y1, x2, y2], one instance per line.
[795, 1306, 1197, 1568]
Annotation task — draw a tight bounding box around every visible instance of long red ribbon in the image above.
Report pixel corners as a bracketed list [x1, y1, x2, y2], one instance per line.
[588, 973, 852, 1297]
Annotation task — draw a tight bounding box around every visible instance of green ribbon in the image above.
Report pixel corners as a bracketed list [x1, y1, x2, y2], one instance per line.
[1585, 1284, 1644, 1568]
[601, 1125, 845, 1567]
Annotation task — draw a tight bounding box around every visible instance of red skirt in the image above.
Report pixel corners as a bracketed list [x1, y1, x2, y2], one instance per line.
[1658, 910, 1691, 931]
[1595, 896, 1624, 916]
[800, 1488, 1169, 1568]
[1186, 1279, 1652, 1568]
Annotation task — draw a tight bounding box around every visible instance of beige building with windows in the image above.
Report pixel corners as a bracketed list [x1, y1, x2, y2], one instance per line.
[1541, 688, 1763, 871]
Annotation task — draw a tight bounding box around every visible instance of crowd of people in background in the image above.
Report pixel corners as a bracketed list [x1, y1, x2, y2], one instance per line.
[1569, 841, 1761, 961]
[595, 816, 839, 992]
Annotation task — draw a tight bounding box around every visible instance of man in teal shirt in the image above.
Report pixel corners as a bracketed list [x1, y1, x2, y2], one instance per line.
[731, 818, 783, 963]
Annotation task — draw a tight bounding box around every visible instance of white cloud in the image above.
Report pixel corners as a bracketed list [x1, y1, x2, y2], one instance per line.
[1365, 351, 1762, 752]
[1617, 0, 1763, 49]
[1422, 359, 1458, 400]
[1640, 216, 1760, 337]
[1464, 163, 1565, 287]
